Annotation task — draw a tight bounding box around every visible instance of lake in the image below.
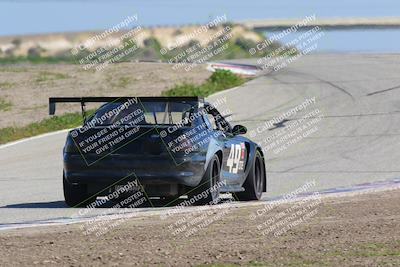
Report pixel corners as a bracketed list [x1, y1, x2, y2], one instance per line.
[264, 29, 400, 53]
[0, 0, 399, 52]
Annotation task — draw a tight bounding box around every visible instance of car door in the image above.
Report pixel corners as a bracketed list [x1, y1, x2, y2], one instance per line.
[206, 106, 247, 187]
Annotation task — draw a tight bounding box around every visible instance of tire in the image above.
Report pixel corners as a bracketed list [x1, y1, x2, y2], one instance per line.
[188, 154, 221, 205]
[235, 150, 265, 201]
[63, 174, 95, 207]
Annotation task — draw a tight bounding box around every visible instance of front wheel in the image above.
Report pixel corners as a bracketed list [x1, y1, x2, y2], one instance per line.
[235, 150, 265, 201]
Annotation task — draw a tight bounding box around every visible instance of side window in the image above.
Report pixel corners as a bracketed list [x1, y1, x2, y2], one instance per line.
[216, 113, 232, 133]
[206, 113, 218, 130]
[205, 107, 232, 134]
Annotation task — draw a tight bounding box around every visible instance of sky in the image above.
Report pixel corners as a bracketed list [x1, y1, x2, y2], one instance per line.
[0, 0, 399, 36]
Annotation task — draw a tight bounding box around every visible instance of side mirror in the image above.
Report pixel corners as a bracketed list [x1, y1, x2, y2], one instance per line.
[232, 125, 247, 135]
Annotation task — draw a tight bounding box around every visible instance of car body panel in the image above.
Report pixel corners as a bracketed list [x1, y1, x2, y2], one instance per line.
[50, 96, 266, 197]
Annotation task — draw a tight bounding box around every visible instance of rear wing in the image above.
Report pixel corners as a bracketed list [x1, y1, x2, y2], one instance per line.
[49, 96, 203, 120]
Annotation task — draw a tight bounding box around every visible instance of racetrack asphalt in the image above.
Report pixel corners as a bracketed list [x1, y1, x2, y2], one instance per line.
[1, 53, 399, 227]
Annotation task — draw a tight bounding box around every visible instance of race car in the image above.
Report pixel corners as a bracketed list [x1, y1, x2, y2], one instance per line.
[49, 96, 266, 207]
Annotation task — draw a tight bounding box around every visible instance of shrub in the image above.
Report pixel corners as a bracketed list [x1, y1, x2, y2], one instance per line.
[162, 70, 245, 97]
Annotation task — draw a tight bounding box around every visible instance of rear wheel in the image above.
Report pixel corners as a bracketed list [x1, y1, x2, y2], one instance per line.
[188, 154, 221, 205]
[63, 174, 95, 207]
[236, 150, 265, 201]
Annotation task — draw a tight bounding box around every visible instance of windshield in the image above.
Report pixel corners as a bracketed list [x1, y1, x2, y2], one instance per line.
[87, 101, 197, 126]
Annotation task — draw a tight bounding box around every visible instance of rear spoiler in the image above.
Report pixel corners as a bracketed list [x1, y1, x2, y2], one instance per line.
[49, 96, 203, 119]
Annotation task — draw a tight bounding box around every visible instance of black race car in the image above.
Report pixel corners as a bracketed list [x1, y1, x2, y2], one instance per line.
[49, 96, 266, 207]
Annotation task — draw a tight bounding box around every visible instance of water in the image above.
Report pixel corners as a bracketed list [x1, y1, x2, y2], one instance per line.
[0, 0, 399, 53]
[264, 29, 400, 53]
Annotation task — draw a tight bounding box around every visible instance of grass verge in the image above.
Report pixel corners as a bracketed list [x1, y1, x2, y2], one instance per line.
[35, 71, 70, 83]
[162, 70, 246, 97]
[0, 113, 83, 145]
[0, 82, 15, 89]
[0, 98, 12, 111]
[0, 70, 246, 145]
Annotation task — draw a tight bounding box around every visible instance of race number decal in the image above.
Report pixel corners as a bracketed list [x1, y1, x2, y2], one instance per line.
[227, 143, 245, 173]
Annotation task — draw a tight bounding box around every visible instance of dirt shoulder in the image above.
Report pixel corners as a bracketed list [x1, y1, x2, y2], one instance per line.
[0, 63, 209, 128]
[1, 189, 399, 267]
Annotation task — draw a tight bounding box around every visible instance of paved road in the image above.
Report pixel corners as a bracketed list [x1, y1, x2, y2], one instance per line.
[210, 53, 400, 195]
[1, 54, 400, 226]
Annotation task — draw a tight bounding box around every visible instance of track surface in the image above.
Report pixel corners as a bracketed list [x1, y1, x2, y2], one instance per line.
[1, 54, 400, 226]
